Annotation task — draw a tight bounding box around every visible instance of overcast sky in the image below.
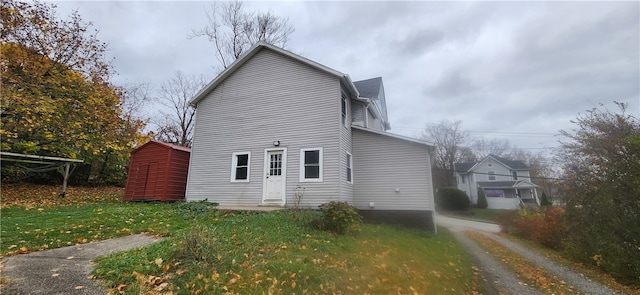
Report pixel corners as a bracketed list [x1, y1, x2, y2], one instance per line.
[54, 1, 639, 155]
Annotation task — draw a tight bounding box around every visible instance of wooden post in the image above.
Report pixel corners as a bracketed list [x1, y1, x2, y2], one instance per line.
[60, 162, 71, 198]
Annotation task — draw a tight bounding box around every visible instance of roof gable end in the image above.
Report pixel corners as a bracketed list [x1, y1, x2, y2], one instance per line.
[190, 42, 359, 105]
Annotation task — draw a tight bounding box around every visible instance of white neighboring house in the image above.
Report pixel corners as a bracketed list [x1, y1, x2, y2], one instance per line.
[455, 154, 539, 210]
[185, 42, 437, 230]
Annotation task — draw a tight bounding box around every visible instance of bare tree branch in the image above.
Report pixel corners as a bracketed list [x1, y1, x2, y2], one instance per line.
[189, 0, 294, 70]
[154, 72, 206, 147]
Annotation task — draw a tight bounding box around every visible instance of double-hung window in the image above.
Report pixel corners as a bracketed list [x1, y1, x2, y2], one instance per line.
[300, 148, 323, 182]
[488, 171, 496, 181]
[512, 171, 518, 180]
[231, 152, 250, 182]
[346, 152, 353, 184]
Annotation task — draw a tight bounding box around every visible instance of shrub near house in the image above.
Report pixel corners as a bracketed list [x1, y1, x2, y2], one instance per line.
[435, 188, 470, 211]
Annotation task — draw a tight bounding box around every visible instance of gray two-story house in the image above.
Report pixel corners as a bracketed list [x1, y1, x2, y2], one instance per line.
[455, 154, 539, 209]
[185, 42, 436, 229]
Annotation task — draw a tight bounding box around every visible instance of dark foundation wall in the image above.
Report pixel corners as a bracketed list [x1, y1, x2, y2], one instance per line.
[357, 210, 435, 231]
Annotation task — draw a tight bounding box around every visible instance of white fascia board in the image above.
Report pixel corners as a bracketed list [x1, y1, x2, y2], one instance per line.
[352, 126, 435, 147]
[342, 74, 360, 98]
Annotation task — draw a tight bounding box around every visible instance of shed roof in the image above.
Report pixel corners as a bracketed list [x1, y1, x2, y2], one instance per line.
[132, 141, 191, 154]
[352, 126, 435, 148]
[477, 180, 537, 188]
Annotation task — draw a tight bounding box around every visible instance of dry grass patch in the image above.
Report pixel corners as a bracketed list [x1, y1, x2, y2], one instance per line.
[499, 234, 640, 295]
[1, 183, 123, 208]
[467, 231, 580, 295]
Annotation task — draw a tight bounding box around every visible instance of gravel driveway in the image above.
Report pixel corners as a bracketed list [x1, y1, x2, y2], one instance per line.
[436, 215, 619, 295]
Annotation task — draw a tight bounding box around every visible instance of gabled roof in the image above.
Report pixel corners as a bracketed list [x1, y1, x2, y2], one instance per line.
[133, 141, 191, 154]
[455, 162, 475, 173]
[189, 42, 360, 105]
[490, 154, 529, 170]
[455, 154, 530, 174]
[353, 77, 382, 99]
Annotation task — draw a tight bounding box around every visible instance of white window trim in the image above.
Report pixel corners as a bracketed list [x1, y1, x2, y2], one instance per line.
[230, 151, 251, 182]
[299, 147, 323, 182]
[488, 171, 496, 181]
[346, 152, 353, 184]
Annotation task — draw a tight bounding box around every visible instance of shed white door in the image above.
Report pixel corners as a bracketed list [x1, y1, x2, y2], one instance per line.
[263, 149, 286, 205]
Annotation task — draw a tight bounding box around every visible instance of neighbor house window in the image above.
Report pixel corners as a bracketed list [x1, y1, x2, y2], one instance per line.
[512, 171, 518, 180]
[488, 171, 496, 181]
[346, 152, 353, 184]
[300, 148, 323, 182]
[461, 175, 466, 184]
[341, 94, 348, 127]
[231, 152, 251, 182]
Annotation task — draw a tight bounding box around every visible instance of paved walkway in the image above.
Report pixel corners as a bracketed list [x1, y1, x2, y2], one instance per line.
[1, 234, 163, 295]
[436, 215, 619, 295]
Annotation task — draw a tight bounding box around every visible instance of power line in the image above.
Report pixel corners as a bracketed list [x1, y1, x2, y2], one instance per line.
[392, 125, 559, 137]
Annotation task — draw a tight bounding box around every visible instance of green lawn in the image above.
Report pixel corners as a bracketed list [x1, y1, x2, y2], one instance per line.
[0, 201, 214, 254]
[93, 210, 480, 294]
[1, 186, 481, 294]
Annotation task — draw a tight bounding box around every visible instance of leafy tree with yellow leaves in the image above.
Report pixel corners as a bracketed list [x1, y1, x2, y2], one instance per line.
[1, 0, 150, 185]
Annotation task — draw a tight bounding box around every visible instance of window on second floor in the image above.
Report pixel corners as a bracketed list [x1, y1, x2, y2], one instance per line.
[488, 171, 496, 181]
[341, 94, 348, 127]
[512, 171, 518, 180]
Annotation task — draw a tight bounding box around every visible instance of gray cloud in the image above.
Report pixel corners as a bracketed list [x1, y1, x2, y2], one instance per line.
[52, 1, 638, 153]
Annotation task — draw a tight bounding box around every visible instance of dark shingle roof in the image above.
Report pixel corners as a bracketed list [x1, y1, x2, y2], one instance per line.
[490, 154, 529, 170]
[455, 163, 475, 173]
[353, 77, 382, 99]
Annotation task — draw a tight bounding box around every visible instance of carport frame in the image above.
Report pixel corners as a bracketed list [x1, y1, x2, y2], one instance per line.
[0, 152, 84, 197]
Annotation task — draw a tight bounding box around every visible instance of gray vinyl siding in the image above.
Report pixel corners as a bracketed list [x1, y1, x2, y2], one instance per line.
[351, 100, 365, 126]
[351, 128, 433, 210]
[186, 48, 343, 207]
[473, 160, 512, 182]
[366, 109, 385, 131]
[339, 91, 354, 203]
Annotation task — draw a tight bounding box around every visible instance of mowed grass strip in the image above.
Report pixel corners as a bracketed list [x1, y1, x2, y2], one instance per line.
[94, 211, 480, 294]
[466, 231, 580, 295]
[0, 201, 217, 256]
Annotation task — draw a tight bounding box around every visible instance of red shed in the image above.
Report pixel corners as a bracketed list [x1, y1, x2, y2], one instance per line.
[124, 141, 191, 201]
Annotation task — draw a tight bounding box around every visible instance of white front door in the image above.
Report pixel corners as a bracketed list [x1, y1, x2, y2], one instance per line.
[263, 149, 286, 205]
